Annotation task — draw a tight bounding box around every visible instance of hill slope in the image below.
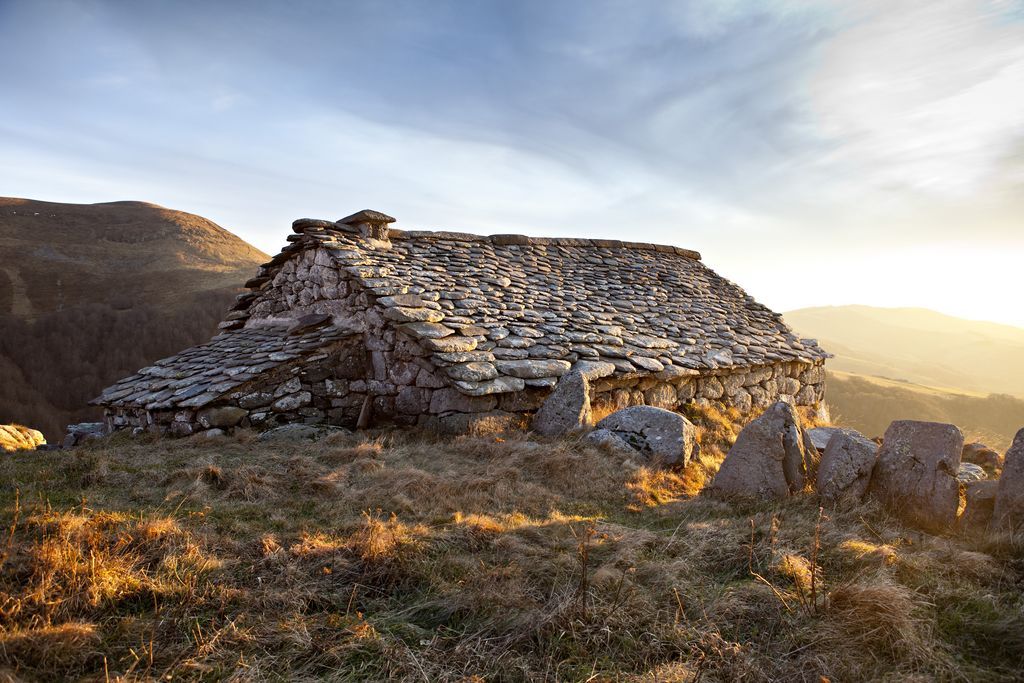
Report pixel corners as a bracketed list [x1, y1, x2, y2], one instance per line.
[1, 424, 1021, 680]
[825, 371, 1023, 451]
[0, 197, 267, 440]
[784, 305, 1024, 398]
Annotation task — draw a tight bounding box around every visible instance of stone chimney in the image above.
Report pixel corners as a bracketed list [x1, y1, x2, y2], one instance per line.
[337, 209, 396, 242]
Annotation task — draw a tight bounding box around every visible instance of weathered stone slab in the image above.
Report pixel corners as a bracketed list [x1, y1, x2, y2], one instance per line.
[424, 336, 478, 353]
[378, 294, 439, 309]
[643, 383, 677, 410]
[572, 360, 616, 380]
[494, 359, 572, 379]
[453, 376, 526, 396]
[272, 391, 312, 412]
[446, 362, 499, 382]
[383, 306, 445, 323]
[397, 322, 455, 339]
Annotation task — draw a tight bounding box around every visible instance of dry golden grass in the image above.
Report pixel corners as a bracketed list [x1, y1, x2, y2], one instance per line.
[0, 413, 1022, 681]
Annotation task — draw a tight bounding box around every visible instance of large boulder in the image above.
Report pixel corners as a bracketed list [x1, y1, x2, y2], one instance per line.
[0, 425, 46, 452]
[816, 428, 877, 504]
[532, 371, 591, 437]
[993, 429, 1024, 532]
[593, 406, 698, 468]
[869, 420, 964, 532]
[711, 402, 810, 500]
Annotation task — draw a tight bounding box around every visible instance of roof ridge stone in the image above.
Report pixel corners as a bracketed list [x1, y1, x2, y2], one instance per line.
[294, 220, 702, 260]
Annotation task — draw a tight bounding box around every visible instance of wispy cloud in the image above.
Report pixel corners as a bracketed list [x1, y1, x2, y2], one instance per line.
[1, 0, 1021, 324]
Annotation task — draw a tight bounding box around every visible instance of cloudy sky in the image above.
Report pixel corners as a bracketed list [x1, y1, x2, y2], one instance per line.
[2, 0, 1022, 325]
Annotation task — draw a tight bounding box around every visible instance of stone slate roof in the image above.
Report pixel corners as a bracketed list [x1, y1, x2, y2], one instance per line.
[93, 325, 352, 410]
[96, 216, 827, 410]
[226, 219, 827, 393]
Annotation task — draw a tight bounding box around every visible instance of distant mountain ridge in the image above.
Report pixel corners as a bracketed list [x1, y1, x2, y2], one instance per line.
[0, 196, 266, 318]
[784, 305, 1024, 398]
[0, 197, 268, 439]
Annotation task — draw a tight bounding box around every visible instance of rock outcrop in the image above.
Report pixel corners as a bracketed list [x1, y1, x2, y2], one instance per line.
[591, 406, 698, 468]
[869, 420, 964, 532]
[816, 428, 877, 504]
[711, 402, 809, 500]
[993, 429, 1024, 532]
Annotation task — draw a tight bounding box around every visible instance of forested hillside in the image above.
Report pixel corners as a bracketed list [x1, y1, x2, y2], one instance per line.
[0, 197, 266, 440]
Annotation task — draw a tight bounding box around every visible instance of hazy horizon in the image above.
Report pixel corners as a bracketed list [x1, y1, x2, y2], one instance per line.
[2, 1, 1022, 326]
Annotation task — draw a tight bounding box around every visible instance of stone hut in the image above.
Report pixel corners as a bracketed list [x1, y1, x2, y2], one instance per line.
[93, 210, 829, 436]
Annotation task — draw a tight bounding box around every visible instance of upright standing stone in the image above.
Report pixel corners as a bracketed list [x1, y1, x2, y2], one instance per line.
[711, 401, 809, 501]
[993, 429, 1024, 532]
[869, 420, 964, 532]
[532, 371, 591, 437]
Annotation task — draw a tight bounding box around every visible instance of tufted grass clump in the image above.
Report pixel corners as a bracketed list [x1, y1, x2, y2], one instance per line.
[1, 424, 1022, 681]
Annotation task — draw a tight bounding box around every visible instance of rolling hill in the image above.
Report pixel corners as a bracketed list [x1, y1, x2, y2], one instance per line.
[0, 197, 267, 441]
[785, 305, 1024, 450]
[784, 305, 1024, 398]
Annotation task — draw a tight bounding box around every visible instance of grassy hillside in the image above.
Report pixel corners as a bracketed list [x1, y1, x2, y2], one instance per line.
[1, 413, 1022, 681]
[784, 306, 1024, 398]
[826, 371, 1024, 452]
[0, 197, 267, 441]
